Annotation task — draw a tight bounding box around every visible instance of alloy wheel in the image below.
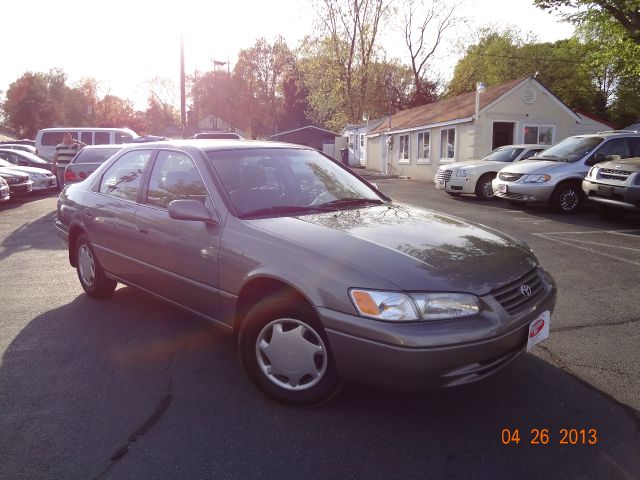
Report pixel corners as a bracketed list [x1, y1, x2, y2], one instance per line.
[78, 244, 96, 287]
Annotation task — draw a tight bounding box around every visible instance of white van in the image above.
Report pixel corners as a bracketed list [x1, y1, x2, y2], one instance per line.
[35, 127, 139, 161]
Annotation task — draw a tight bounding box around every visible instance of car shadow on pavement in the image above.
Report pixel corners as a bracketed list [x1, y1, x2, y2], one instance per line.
[0, 210, 63, 261]
[1, 287, 639, 479]
[0, 190, 59, 212]
[443, 195, 640, 229]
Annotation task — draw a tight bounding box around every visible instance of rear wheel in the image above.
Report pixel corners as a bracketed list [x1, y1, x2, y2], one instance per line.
[75, 234, 117, 298]
[238, 293, 343, 406]
[551, 183, 583, 214]
[475, 173, 497, 200]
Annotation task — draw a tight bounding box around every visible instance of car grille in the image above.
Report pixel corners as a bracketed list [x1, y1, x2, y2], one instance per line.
[437, 169, 452, 183]
[599, 169, 633, 181]
[491, 268, 545, 314]
[498, 172, 523, 182]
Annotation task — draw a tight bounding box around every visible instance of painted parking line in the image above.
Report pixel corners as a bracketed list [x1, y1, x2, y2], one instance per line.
[513, 217, 552, 225]
[533, 230, 640, 267]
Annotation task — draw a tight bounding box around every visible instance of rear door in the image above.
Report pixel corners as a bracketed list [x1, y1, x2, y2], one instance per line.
[132, 149, 222, 319]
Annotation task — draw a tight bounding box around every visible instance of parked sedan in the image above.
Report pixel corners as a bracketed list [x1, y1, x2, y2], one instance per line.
[435, 144, 546, 200]
[56, 140, 556, 405]
[0, 148, 52, 168]
[0, 168, 32, 196]
[63, 144, 125, 187]
[0, 176, 10, 202]
[0, 158, 56, 191]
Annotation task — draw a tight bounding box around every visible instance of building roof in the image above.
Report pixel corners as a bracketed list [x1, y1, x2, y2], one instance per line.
[341, 117, 387, 133]
[574, 109, 615, 129]
[269, 125, 339, 139]
[369, 77, 530, 135]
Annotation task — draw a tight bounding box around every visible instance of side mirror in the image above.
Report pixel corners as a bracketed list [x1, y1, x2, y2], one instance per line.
[586, 153, 606, 166]
[168, 199, 218, 224]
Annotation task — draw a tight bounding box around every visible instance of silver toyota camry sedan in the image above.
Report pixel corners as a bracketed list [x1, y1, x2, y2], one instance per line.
[56, 140, 556, 405]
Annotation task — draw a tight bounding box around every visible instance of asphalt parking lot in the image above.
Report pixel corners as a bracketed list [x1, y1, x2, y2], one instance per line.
[1, 184, 639, 480]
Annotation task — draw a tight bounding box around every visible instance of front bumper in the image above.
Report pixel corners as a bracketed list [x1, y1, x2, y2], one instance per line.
[582, 179, 640, 211]
[492, 178, 555, 203]
[435, 173, 478, 194]
[31, 176, 58, 191]
[8, 181, 33, 195]
[319, 272, 557, 391]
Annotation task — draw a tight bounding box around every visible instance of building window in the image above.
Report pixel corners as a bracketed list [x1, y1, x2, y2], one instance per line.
[417, 131, 430, 163]
[360, 134, 364, 148]
[440, 128, 455, 160]
[398, 134, 410, 163]
[524, 125, 554, 145]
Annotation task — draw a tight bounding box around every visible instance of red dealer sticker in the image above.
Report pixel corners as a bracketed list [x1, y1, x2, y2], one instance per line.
[527, 311, 550, 351]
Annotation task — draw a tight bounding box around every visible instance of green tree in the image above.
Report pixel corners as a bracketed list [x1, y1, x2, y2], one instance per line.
[534, 0, 640, 44]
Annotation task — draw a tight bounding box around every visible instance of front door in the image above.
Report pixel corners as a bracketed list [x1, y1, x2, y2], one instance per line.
[492, 122, 515, 149]
[132, 149, 222, 320]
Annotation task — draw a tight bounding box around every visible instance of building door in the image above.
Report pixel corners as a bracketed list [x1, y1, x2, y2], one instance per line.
[492, 122, 515, 149]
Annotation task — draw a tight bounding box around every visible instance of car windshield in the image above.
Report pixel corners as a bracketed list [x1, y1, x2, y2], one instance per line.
[73, 148, 121, 164]
[482, 147, 525, 162]
[206, 148, 384, 218]
[533, 136, 604, 163]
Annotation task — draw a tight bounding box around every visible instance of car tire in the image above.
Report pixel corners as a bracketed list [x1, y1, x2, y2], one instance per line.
[551, 183, 583, 214]
[595, 204, 626, 221]
[238, 293, 343, 406]
[75, 234, 117, 298]
[475, 173, 497, 200]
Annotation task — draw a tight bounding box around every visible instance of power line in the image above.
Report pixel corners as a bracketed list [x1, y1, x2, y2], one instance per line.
[471, 52, 585, 64]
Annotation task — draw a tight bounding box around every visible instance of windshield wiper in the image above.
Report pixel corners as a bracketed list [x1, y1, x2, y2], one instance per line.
[317, 198, 384, 209]
[239, 205, 326, 219]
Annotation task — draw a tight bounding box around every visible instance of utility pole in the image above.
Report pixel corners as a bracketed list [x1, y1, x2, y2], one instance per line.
[180, 34, 186, 138]
[212, 59, 227, 131]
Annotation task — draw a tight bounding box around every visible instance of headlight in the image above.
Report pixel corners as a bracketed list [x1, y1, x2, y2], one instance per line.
[588, 167, 598, 178]
[350, 289, 480, 321]
[30, 172, 44, 179]
[522, 174, 551, 183]
[455, 169, 468, 177]
[350, 290, 419, 321]
[411, 293, 479, 320]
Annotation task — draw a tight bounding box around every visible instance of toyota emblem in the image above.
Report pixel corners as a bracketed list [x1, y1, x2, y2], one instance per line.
[520, 284, 532, 297]
[615, 164, 622, 169]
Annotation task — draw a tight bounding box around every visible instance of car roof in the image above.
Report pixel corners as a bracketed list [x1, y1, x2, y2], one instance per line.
[580, 131, 640, 138]
[497, 144, 547, 149]
[119, 139, 308, 152]
[78, 144, 129, 150]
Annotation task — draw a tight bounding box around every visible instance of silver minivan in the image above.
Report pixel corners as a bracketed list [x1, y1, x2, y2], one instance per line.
[35, 127, 139, 161]
[492, 131, 640, 213]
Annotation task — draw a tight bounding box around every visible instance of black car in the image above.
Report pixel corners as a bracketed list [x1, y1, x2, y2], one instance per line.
[0, 149, 52, 169]
[0, 169, 33, 195]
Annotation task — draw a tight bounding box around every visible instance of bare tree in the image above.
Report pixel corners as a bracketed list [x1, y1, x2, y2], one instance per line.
[312, 0, 393, 122]
[399, 0, 461, 106]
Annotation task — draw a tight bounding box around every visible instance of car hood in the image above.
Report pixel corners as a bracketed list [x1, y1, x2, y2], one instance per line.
[0, 167, 28, 180]
[597, 157, 640, 172]
[250, 203, 537, 295]
[499, 159, 572, 175]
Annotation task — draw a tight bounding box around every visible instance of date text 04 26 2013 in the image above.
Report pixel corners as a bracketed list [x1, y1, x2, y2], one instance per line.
[501, 428, 598, 446]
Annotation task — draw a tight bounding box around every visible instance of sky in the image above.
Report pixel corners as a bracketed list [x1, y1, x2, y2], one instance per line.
[1, 0, 575, 110]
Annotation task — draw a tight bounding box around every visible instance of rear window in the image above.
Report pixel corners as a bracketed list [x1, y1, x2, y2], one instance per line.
[72, 148, 121, 164]
[41, 132, 77, 146]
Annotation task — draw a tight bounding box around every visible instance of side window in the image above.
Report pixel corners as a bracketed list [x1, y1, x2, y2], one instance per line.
[81, 132, 93, 145]
[99, 150, 152, 201]
[521, 148, 544, 160]
[95, 132, 110, 145]
[146, 151, 207, 209]
[42, 132, 76, 146]
[595, 138, 631, 160]
[628, 137, 640, 157]
[115, 132, 133, 144]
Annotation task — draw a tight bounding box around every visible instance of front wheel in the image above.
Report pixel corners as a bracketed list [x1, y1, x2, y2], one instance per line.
[551, 183, 583, 214]
[75, 234, 117, 298]
[238, 294, 343, 406]
[475, 173, 497, 200]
